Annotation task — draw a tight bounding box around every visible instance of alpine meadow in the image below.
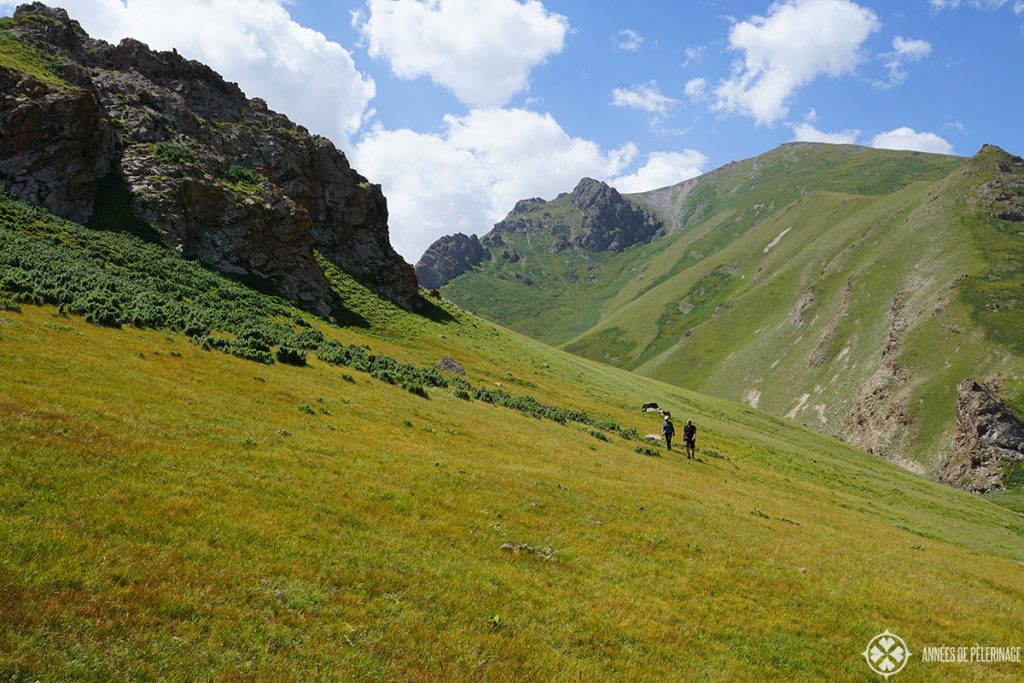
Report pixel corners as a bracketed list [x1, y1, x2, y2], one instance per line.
[2, 2, 1024, 682]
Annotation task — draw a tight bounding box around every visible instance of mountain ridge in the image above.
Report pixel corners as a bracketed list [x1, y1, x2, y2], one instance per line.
[426, 141, 1024, 489]
[0, 3, 419, 314]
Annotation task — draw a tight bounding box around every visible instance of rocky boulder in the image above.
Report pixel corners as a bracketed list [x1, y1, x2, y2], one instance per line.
[0, 3, 419, 315]
[415, 233, 490, 289]
[939, 379, 1024, 492]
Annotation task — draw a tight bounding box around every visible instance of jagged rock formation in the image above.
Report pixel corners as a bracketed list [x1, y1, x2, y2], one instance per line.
[415, 233, 489, 289]
[416, 178, 662, 285]
[568, 178, 664, 251]
[484, 178, 663, 252]
[0, 4, 419, 315]
[939, 380, 1024, 492]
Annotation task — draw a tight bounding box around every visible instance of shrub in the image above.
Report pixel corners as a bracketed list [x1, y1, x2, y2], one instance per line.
[152, 142, 195, 164]
[589, 430, 610, 442]
[402, 382, 429, 399]
[220, 165, 264, 184]
[454, 389, 472, 401]
[298, 403, 316, 415]
[275, 345, 306, 366]
[635, 445, 660, 456]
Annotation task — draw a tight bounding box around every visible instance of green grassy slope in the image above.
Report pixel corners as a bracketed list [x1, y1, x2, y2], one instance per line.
[1, 195, 1024, 680]
[440, 143, 1024, 475]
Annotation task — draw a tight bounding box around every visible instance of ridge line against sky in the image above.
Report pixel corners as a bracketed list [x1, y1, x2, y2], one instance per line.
[2, 0, 1021, 260]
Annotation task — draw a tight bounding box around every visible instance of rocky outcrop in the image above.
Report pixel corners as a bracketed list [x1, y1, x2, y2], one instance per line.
[569, 178, 664, 252]
[939, 379, 1024, 492]
[415, 233, 490, 289]
[974, 144, 1024, 223]
[0, 4, 419, 314]
[485, 178, 663, 250]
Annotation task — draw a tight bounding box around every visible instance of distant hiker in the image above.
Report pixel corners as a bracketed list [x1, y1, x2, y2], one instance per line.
[662, 413, 675, 450]
[683, 420, 697, 459]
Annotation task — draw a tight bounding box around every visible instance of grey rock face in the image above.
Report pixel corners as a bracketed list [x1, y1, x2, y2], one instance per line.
[0, 50, 114, 223]
[939, 379, 1024, 492]
[569, 178, 664, 252]
[0, 3, 419, 315]
[415, 233, 490, 289]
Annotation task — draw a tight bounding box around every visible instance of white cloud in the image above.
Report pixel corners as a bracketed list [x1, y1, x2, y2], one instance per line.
[611, 150, 708, 193]
[790, 122, 860, 144]
[877, 36, 932, 88]
[871, 127, 955, 154]
[616, 28, 644, 51]
[612, 82, 680, 115]
[930, 0, 1009, 9]
[892, 36, 932, 60]
[1017, 1, 1024, 14]
[20, 0, 375, 147]
[710, 0, 880, 125]
[357, 0, 568, 108]
[683, 45, 705, 67]
[352, 109, 641, 260]
[684, 77, 708, 103]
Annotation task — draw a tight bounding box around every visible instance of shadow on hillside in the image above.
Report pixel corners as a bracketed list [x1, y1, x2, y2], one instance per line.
[87, 172, 163, 243]
[329, 291, 370, 328]
[415, 294, 457, 324]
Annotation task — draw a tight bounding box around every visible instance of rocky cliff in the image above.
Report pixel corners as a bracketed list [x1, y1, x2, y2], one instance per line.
[416, 177, 663, 280]
[0, 4, 419, 315]
[415, 233, 489, 289]
[567, 178, 664, 252]
[485, 178, 664, 252]
[940, 380, 1024, 492]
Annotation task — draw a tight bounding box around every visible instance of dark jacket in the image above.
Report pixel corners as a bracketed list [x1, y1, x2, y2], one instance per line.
[683, 424, 696, 440]
[662, 420, 675, 436]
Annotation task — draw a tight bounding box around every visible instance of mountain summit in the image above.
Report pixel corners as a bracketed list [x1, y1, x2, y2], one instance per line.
[416, 177, 663, 289]
[0, 3, 419, 314]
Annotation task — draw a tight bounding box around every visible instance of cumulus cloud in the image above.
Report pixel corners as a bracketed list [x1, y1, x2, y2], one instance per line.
[611, 82, 680, 115]
[611, 150, 708, 193]
[357, 0, 568, 108]
[10, 0, 376, 147]
[684, 77, 708, 103]
[616, 28, 644, 51]
[710, 0, 880, 125]
[352, 109, 642, 260]
[790, 122, 860, 144]
[877, 36, 932, 88]
[871, 127, 955, 154]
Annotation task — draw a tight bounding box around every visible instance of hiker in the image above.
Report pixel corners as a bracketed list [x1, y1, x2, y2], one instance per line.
[662, 413, 675, 450]
[683, 420, 697, 459]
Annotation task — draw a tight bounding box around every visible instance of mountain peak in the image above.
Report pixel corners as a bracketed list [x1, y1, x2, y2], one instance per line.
[0, 2, 419, 313]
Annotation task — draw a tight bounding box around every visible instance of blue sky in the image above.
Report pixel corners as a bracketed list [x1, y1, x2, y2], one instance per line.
[4, 0, 1022, 260]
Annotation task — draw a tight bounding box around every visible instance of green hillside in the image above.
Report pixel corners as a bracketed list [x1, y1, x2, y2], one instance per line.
[2, 193, 1024, 680]
[440, 143, 1024, 474]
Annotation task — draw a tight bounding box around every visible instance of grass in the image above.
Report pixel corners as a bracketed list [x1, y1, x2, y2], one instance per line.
[439, 143, 1024, 477]
[0, 19, 67, 88]
[1, 197, 1024, 679]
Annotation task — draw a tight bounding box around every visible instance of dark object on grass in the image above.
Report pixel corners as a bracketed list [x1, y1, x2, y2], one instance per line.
[436, 355, 465, 374]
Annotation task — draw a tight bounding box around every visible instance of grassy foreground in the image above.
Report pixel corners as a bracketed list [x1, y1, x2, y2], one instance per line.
[2, 288, 1023, 680]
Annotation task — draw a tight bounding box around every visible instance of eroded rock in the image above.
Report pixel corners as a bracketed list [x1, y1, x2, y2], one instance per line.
[939, 379, 1024, 492]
